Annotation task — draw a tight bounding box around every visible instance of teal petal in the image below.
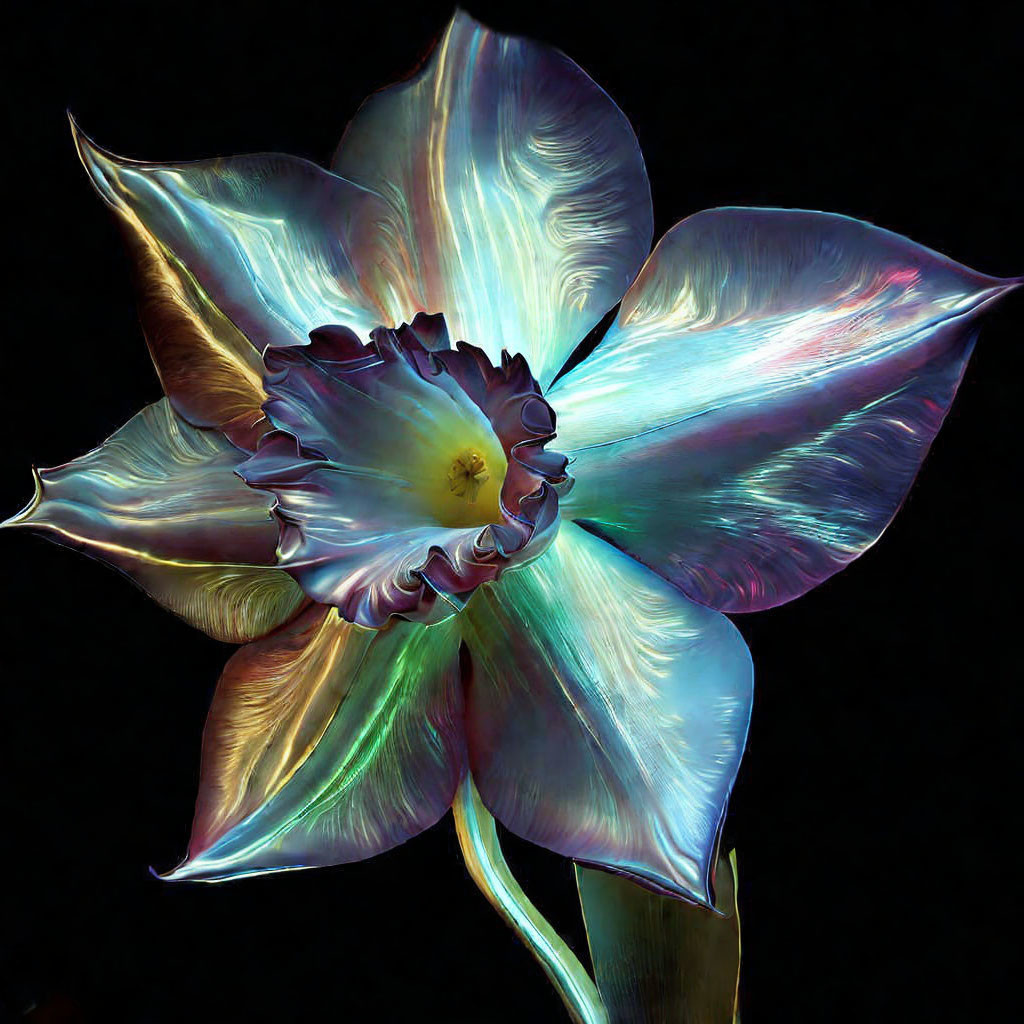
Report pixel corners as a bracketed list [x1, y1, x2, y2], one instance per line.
[71, 117, 393, 351]
[576, 851, 741, 1023]
[166, 611, 465, 880]
[551, 208, 1020, 612]
[459, 523, 753, 907]
[332, 11, 653, 388]
[2, 400, 302, 642]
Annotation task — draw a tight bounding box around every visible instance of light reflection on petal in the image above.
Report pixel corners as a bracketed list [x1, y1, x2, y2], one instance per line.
[119, 213, 270, 451]
[188, 604, 373, 856]
[552, 208, 1021, 612]
[71, 117, 394, 352]
[332, 11, 653, 388]
[242, 323, 564, 626]
[166, 613, 465, 881]
[460, 522, 753, 907]
[3, 400, 303, 642]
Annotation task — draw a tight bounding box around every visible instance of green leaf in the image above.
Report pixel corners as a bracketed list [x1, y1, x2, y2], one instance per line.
[576, 852, 741, 1023]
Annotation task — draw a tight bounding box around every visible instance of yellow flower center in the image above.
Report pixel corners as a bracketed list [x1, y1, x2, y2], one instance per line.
[448, 449, 490, 502]
[420, 426, 506, 529]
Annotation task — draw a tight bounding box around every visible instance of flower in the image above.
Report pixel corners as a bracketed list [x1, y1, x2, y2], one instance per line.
[4, 11, 1018, 1020]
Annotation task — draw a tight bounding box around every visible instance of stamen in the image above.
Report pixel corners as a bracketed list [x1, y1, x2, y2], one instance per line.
[448, 449, 490, 503]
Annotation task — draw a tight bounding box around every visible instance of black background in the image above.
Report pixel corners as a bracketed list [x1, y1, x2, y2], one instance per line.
[2, 2, 1021, 1021]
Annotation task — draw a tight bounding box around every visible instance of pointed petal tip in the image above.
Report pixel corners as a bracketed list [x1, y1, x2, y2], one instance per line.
[66, 112, 129, 208]
[154, 853, 310, 885]
[1, 467, 43, 529]
[970, 274, 1024, 316]
[154, 865, 209, 884]
[154, 855, 213, 884]
[581, 860, 720, 913]
[67, 109, 99, 163]
[66, 110, 112, 158]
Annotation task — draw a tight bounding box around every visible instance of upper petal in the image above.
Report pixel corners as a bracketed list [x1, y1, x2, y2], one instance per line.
[459, 522, 753, 907]
[3, 400, 303, 642]
[331, 11, 653, 388]
[167, 610, 465, 881]
[551, 208, 1020, 612]
[71, 118, 393, 355]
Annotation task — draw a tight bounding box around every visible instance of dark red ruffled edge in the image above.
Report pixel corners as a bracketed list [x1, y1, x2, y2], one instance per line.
[241, 314, 570, 625]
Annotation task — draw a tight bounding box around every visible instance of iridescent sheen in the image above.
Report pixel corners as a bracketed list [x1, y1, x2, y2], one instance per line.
[167, 611, 464, 880]
[4, 400, 303, 642]
[552, 208, 1021, 612]
[459, 523, 753, 907]
[71, 122, 392, 352]
[5, 10, 1019, 1023]
[240, 316, 567, 626]
[331, 11, 653, 389]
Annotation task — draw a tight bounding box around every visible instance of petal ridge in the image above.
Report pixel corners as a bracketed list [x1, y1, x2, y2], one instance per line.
[166, 613, 465, 880]
[331, 11, 653, 388]
[552, 207, 1020, 611]
[460, 522, 753, 907]
[3, 400, 303, 642]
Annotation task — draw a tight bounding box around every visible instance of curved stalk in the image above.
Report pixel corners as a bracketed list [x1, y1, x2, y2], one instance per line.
[452, 775, 608, 1024]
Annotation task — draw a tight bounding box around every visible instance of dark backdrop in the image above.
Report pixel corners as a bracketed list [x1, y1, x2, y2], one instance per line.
[2, 2, 1020, 1021]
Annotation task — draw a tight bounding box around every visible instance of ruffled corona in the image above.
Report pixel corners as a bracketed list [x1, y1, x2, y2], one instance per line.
[238, 314, 569, 627]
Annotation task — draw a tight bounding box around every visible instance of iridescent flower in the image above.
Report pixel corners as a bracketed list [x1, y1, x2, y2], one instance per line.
[5, 12, 1018, 1021]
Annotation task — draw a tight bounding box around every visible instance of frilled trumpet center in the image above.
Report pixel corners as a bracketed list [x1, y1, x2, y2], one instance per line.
[238, 313, 569, 627]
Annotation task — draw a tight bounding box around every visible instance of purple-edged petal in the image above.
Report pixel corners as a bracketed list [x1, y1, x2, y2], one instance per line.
[241, 325, 564, 626]
[551, 208, 1020, 612]
[459, 522, 753, 907]
[3, 400, 303, 642]
[166, 610, 465, 881]
[331, 11, 653, 388]
[242, 331, 508, 625]
[71, 118, 394, 358]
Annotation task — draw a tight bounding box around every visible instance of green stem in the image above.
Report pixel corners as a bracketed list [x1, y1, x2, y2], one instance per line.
[452, 775, 608, 1024]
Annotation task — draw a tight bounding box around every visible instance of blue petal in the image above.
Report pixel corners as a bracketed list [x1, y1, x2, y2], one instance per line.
[71, 118, 393, 351]
[331, 11, 653, 388]
[459, 522, 753, 907]
[551, 208, 1020, 612]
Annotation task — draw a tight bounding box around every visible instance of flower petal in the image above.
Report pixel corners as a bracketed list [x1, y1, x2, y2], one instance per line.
[188, 604, 372, 856]
[459, 522, 753, 907]
[118, 210, 270, 450]
[576, 851, 741, 1023]
[3, 400, 303, 642]
[551, 208, 1021, 612]
[167, 611, 465, 880]
[71, 117, 392, 357]
[331, 11, 653, 388]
